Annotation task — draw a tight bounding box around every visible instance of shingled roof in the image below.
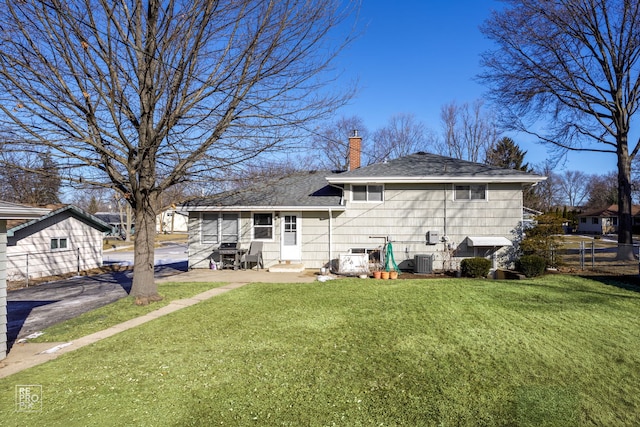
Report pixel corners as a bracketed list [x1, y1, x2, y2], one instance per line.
[183, 170, 345, 210]
[326, 152, 546, 184]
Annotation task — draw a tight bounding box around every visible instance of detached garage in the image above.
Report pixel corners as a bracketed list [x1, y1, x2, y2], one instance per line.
[6, 205, 112, 283]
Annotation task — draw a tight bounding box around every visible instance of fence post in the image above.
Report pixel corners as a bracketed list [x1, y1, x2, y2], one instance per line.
[580, 241, 584, 270]
[77, 247, 81, 276]
[591, 240, 595, 269]
[26, 253, 29, 287]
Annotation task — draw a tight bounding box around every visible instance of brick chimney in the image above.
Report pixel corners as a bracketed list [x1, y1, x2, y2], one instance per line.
[348, 129, 362, 170]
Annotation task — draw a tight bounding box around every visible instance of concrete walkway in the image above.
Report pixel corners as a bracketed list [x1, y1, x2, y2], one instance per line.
[0, 267, 318, 379]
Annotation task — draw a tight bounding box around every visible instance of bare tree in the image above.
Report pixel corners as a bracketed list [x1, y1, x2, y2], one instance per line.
[371, 113, 430, 162]
[0, 149, 61, 205]
[555, 170, 591, 208]
[480, 0, 640, 259]
[585, 172, 618, 209]
[311, 115, 370, 171]
[0, 0, 357, 304]
[436, 100, 498, 162]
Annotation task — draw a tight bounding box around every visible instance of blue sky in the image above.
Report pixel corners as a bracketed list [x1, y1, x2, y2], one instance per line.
[332, 0, 617, 176]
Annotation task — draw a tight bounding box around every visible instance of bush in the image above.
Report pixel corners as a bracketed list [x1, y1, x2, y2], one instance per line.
[460, 257, 492, 278]
[516, 255, 547, 277]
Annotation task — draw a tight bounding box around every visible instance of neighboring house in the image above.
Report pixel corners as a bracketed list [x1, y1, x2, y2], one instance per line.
[182, 140, 546, 274]
[157, 209, 188, 234]
[6, 205, 112, 282]
[576, 204, 640, 234]
[94, 211, 134, 237]
[0, 201, 49, 361]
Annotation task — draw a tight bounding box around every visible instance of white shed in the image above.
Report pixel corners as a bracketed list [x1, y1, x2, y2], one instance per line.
[7, 205, 112, 283]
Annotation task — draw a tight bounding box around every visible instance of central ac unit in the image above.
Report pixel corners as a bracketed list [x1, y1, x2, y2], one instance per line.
[414, 254, 433, 274]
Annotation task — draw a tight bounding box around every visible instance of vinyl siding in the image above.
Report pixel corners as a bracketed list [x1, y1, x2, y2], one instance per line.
[7, 214, 105, 281]
[187, 183, 525, 270]
[1, 220, 7, 360]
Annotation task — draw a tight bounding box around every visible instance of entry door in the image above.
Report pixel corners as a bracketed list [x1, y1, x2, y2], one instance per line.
[280, 212, 301, 261]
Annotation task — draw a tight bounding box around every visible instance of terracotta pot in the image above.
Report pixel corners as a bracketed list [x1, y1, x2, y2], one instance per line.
[389, 270, 398, 280]
[373, 271, 382, 279]
[381, 271, 390, 280]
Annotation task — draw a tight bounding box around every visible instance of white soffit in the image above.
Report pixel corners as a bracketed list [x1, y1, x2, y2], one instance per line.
[466, 236, 513, 247]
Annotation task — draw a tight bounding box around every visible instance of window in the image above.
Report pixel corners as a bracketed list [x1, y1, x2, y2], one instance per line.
[221, 213, 239, 242]
[592, 217, 599, 225]
[201, 213, 239, 243]
[455, 184, 486, 200]
[50, 238, 68, 250]
[352, 184, 384, 202]
[580, 217, 586, 223]
[253, 213, 273, 239]
[201, 213, 218, 243]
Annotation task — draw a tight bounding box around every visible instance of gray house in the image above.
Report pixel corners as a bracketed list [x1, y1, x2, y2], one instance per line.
[0, 201, 49, 361]
[183, 150, 546, 274]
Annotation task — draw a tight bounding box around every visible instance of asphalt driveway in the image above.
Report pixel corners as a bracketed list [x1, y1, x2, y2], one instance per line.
[6, 261, 187, 350]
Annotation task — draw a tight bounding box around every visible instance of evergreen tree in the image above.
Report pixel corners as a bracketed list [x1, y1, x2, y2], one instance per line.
[485, 137, 530, 171]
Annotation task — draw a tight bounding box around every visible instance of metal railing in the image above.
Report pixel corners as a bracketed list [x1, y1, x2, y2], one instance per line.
[7, 248, 84, 287]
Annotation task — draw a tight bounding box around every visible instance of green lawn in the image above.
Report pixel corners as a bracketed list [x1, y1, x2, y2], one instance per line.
[29, 281, 227, 342]
[2, 275, 640, 426]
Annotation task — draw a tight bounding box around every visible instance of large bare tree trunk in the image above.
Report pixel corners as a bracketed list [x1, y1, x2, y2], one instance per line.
[131, 194, 162, 305]
[616, 138, 636, 260]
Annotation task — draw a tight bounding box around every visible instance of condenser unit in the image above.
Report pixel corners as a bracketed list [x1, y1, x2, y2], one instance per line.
[414, 254, 433, 274]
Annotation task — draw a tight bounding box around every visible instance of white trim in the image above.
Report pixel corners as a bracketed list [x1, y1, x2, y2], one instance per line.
[327, 175, 546, 185]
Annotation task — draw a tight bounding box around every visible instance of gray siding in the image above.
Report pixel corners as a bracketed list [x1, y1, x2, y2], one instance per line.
[1, 220, 7, 360]
[187, 182, 525, 271]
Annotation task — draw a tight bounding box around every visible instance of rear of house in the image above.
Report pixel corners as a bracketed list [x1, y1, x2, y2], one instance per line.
[183, 151, 545, 274]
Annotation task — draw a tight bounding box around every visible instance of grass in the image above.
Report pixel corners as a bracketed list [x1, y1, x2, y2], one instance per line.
[2, 275, 640, 426]
[29, 281, 226, 342]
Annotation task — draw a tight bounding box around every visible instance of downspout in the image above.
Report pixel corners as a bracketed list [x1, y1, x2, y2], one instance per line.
[328, 208, 333, 265]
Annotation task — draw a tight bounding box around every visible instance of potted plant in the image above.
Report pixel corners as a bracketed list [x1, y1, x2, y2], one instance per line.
[389, 269, 398, 280]
[372, 264, 382, 279]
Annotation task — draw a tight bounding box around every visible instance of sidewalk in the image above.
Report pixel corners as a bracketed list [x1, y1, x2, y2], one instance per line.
[0, 267, 318, 379]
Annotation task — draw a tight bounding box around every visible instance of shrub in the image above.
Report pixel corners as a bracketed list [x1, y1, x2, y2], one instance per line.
[516, 254, 547, 277]
[460, 257, 492, 278]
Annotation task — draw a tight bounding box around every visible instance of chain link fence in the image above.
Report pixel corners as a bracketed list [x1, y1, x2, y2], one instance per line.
[7, 248, 96, 287]
[556, 237, 640, 276]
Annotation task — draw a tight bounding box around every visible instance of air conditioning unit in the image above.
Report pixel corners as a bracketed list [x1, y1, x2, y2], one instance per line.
[414, 254, 433, 274]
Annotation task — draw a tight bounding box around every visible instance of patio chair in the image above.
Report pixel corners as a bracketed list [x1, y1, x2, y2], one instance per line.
[242, 241, 264, 270]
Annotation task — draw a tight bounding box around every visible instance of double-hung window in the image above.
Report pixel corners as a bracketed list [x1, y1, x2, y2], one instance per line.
[352, 184, 384, 202]
[455, 184, 487, 200]
[253, 213, 273, 239]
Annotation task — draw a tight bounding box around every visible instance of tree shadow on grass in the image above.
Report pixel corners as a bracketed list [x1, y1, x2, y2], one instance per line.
[578, 274, 640, 294]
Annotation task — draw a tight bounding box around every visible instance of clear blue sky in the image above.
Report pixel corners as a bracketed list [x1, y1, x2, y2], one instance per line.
[332, 0, 617, 176]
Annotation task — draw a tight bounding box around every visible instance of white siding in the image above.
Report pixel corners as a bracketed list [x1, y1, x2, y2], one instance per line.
[7, 215, 105, 281]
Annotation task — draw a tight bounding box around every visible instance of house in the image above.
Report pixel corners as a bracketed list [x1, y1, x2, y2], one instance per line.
[94, 211, 134, 238]
[157, 208, 188, 234]
[0, 201, 49, 361]
[576, 204, 640, 234]
[6, 205, 112, 282]
[183, 135, 546, 274]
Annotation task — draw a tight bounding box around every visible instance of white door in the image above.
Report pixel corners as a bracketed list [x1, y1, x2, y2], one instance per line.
[280, 212, 301, 261]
